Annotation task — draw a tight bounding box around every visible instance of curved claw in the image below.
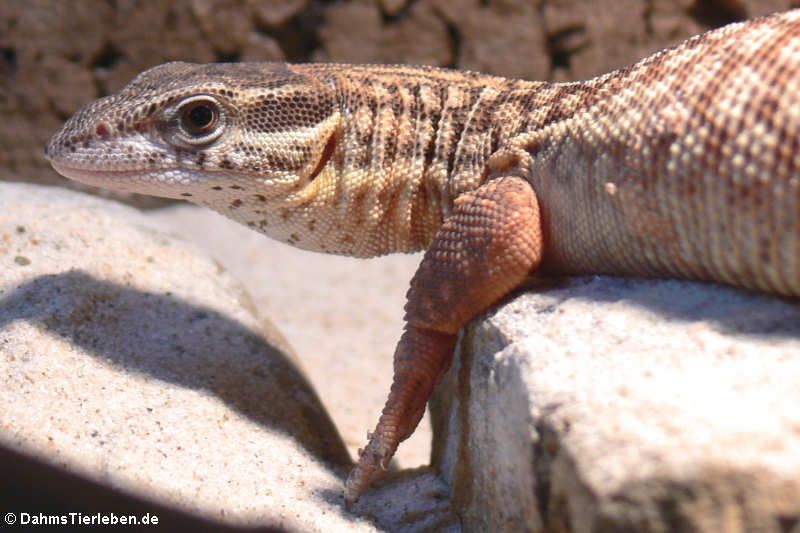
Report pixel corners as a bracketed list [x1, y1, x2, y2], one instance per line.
[344, 429, 396, 507]
[344, 327, 456, 507]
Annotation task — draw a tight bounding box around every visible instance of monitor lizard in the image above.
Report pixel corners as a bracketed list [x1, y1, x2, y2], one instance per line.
[45, 9, 800, 506]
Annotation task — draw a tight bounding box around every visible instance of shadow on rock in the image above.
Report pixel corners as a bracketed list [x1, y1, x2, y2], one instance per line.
[0, 269, 351, 471]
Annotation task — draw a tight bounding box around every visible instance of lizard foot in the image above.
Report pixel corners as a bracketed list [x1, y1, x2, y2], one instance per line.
[344, 326, 456, 507]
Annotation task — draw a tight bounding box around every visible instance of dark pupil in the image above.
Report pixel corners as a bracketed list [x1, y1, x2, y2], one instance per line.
[188, 105, 213, 129]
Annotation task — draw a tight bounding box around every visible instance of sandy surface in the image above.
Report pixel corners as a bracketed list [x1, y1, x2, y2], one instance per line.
[150, 204, 430, 469]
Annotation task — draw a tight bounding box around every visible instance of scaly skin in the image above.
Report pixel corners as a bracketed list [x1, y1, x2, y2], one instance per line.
[45, 10, 800, 506]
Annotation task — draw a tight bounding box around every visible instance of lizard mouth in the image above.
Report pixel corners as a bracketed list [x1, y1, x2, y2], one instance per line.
[49, 161, 136, 183]
[48, 161, 149, 187]
[47, 161, 200, 198]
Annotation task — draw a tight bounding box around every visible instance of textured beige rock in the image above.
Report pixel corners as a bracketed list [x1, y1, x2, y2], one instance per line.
[0, 183, 456, 531]
[431, 276, 800, 532]
[148, 204, 431, 471]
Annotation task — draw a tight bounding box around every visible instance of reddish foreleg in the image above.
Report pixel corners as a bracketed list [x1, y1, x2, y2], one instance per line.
[344, 176, 544, 505]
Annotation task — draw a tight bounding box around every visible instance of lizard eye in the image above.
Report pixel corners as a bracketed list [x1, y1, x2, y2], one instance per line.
[176, 96, 223, 145]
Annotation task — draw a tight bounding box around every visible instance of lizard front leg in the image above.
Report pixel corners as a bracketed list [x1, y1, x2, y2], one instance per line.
[344, 176, 544, 505]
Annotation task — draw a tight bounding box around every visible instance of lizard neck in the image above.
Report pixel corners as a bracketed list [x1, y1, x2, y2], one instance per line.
[220, 64, 602, 259]
[283, 64, 598, 258]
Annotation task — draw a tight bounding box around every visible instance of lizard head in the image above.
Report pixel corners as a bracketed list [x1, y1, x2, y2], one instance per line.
[46, 61, 344, 236]
[46, 61, 447, 256]
[46, 62, 340, 198]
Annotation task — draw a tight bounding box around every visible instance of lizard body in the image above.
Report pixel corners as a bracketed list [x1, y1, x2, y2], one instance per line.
[46, 10, 800, 505]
